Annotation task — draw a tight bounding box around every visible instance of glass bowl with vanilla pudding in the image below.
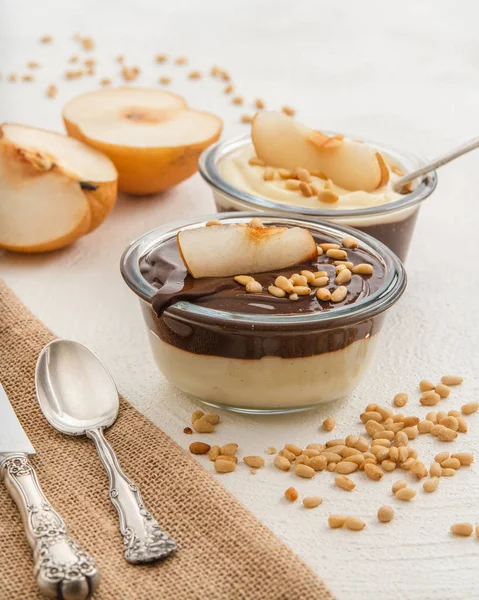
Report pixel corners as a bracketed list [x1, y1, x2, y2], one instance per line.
[199, 114, 437, 262]
[121, 213, 406, 414]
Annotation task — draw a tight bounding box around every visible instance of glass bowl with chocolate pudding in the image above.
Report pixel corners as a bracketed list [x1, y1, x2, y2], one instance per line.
[121, 214, 406, 414]
[199, 132, 437, 262]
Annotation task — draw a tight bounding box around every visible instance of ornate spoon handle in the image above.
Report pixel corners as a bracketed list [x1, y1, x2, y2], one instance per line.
[86, 428, 176, 564]
[1, 454, 99, 600]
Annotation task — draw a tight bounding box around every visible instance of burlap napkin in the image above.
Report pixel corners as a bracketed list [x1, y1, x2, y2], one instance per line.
[0, 278, 333, 600]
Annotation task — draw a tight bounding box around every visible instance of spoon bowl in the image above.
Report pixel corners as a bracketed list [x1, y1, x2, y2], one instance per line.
[36, 339, 118, 435]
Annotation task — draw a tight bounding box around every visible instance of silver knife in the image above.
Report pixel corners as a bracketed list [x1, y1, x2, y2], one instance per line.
[0, 382, 100, 599]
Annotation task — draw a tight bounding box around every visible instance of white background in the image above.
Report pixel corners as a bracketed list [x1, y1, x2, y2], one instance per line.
[2, 2, 479, 599]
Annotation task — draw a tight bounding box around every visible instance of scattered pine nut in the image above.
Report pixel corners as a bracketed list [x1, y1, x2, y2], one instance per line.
[27, 61, 40, 69]
[191, 409, 204, 424]
[345, 516, 366, 531]
[364, 463, 384, 481]
[40, 35, 53, 44]
[192, 419, 215, 433]
[203, 413, 220, 425]
[318, 189, 339, 204]
[395, 487, 416, 501]
[437, 427, 458, 442]
[248, 156, 266, 167]
[7, 73, 17, 82]
[268, 285, 286, 298]
[245, 281, 262, 293]
[210, 65, 220, 77]
[393, 393, 408, 408]
[462, 402, 478, 415]
[188, 70, 201, 79]
[450, 523, 473, 537]
[282, 105, 296, 116]
[284, 444, 302, 456]
[241, 114, 254, 124]
[220, 443, 238, 456]
[208, 446, 220, 461]
[435, 383, 450, 398]
[331, 286, 347, 303]
[216, 455, 237, 464]
[441, 375, 463, 386]
[302, 496, 322, 509]
[159, 76, 172, 85]
[232, 96, 244, 105]
[155, 53, 168, 63]
[322, 417, 336, 432]
[285, 487, 298, 502]
[328, 515, 346, 529]
[175, 56, 188, 65]
[335, 475, 355, 491]
[377, 506, 394, 522]
[266, 446, 277, 455]
[442, 468, 456, 477]
[423, 477, 440, 493]
[81, 37, 95, 51]
[274, 455, 291, 471]
[224, 83, 234, 94]
[418, 420, 434, 434]
[392, 480, 408, 494]
[46, 84, 57, 98]
[326, 248, 348, 260]
[22, 74, 34, 82]
[420, 380, 435, 392]
[100, 78, 112, 86]
[189, 442, 211, 455]
[420, 391, 441, 406]
[352, 263, 374, 275]
[342, 237, 359, 249]
[295, 463, 315, 479]
[215, 459, 236, 473]
[451, 452, 474, 466]
[243, 456, 265, 468]
[255, 98, 265, 109]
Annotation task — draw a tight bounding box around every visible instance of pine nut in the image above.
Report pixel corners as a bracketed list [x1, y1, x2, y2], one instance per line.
[310, 455, 328, 471]
[457, 416, 468, 433]
[243, 456, 264, 468]
[189, 442, 211, 454]
[378, 506, 394, 522]
[295, 463, 315, 479]
[302, 496, 322, 509]
[438, 427, 458, 442]
[343, 455, 364, 466]
[401, 458, 416, 470]
[398, 447, 409, 463]
[293, 167, 311, 183]
[420, 391, 441, 406]
[430, 424, 443, 437]
[451, 452, 474, 466]
[328, 515, 346, 529]
[385, 422, 405, 433]
[193, 418, 215, 433]
[372, 438, 392, 448]
[430, 462, 443, 477]
[300, 270, 316, 284]
[437, 412, 447, 423]
[372, 447, 389, 462]
[292, 285, 311, 296]
[411, 461, 428, 479]
[394, 393, 408, 407]
[326, 249, 348, 260]
[274, 455, 291, 471]
[216, 455, 237, 464]
[402, 416, 420, 427]
[441, 375, 463, 386]
[334, 261, 354, 269]
[319, 243, 340, 250]
[408, 447, 418, 459]
[203, 414, 220, 425]
[215, 459, 236, 473]
[279, 449, 296, 462]
[295, 455, 310, 466]
[303, 449, 320, 458]
[426, 412, 438, 423]
[326, 439, 347, 448]
[395, 487, 416, 501]
[245, 281, 262, 293]
[316, 288, 331, 301]
[342, 237, 359, 249]
[450, 523, 473, 537]
[389, 447, 399, 462]
[341, 447, 362, 457]
[299, 181, 313, 197]
[266, 285, 285, 299]
[420, 380, 435, 392]
[448, 410, 462, 417]
[330, 286, 347, 302]
[382, 460, 396, 472]
[423, 477, 440, 493]
[365, 421, 384, 437]
[435, 384, 451, 398]
[335, 264, 348, 274]
[314, 271, 328, 279]
[441, 457, 461, 470]
[311, 276, 329, 288]
[352, 263, 374, 275]
[278, 168, 292, 179]
[435, 451, 450, 463]
[284, 487, 298, 502]
[345, 516, 366, 531]
[284, 444, 301, 456]
[334, 268, 351, 285]
[220, 443, 238, 456]
[322, 417, 336, 431]
[327, 462, 337, 472]
[346, 434, 359, 447]
[392, 480, 408, 493]
[364, 463, 384, 481]
[208, 445, 221, 461]
[191, 409, 204, 424]
[441, 416, 459, 431]
[403, 426, 419, 440]
[286, 179, 301, 190]
[361, 411, 383, 424]
[462, 402, 478, 415]
[336, 461, 358, 474]
[442, 468, 456, 477]
[321, 452, 342, 463]
[307, 443, 325, 451]
[335, 475, 355, 491]
[356, 437, 370, 452]
[275, 276, 295, 293]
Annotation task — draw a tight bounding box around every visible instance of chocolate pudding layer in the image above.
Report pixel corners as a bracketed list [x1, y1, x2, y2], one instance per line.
[139, 227, 387, 360]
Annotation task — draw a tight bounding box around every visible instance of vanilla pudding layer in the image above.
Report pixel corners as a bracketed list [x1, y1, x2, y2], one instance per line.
[147, 329, 378, 409]
[219, 144, 403, 212]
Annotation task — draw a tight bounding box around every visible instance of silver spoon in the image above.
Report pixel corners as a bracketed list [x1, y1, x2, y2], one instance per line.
[393, 136, 479, 192]
[35, 339, 177, 564]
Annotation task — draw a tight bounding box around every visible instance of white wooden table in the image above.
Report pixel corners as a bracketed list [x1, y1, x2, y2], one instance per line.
[2, 2, 479, 598]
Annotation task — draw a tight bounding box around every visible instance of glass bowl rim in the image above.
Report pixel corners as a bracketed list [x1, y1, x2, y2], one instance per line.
[198, 133, 437, 218]
[120, 212, 407, 329]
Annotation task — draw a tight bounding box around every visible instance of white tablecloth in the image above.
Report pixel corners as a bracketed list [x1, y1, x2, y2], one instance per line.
[2, 2, 479, 598]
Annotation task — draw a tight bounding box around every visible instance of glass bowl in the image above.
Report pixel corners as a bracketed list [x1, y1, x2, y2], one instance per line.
[198, 134, 437, 261]
[121, 213, 406, 414]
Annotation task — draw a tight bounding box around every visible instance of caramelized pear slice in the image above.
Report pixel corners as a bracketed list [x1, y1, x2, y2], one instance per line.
[177, 221, 318, 279]
[252, 111, 388, 192]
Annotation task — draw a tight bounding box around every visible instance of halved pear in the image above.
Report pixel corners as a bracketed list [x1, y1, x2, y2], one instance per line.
[63, 87, 223, 195]
[252, 111, 389, 192]
[0, 123, 117, 253]
[178, 221, 318, 278]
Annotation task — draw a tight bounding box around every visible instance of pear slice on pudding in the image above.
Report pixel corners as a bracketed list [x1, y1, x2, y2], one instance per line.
[177, 220, 318, 279]
[0, 123, 117, 253]
[252, 111, 389, 192]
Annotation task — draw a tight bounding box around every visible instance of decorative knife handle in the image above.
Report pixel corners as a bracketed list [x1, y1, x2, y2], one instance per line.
[87, 428, 176, 564]
[1, 454, 100, 600]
